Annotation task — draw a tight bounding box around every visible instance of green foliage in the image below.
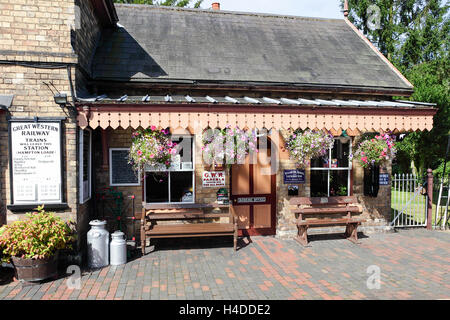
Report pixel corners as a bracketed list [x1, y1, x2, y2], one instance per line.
[0, 206, 75, 263]
[353, 133, 397, 168]
[395, 56, 450, 173]
[342, 0, 449, 175]
[341, 0, 449, 66]
[129, 127, 176, 171]
[113, 0, 203, 8]
[285, 130, 335, 168]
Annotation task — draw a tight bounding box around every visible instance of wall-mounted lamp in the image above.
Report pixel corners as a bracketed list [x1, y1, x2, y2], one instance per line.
[53, 92, 68, 106]
[339, 130, 350, 144]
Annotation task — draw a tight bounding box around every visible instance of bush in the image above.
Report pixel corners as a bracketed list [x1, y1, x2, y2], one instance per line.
[0, 206, 75, 263]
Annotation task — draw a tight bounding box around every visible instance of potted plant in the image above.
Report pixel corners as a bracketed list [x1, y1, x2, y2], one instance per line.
[202, 125, 258, 168]
[285, 129, 335, 168]
[0, 205, 75, 282]
[128, 126, 178, 172]
[353, 133, 396, 197]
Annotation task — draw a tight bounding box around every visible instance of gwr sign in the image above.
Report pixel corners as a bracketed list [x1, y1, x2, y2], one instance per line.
[202, 171, 226, 188]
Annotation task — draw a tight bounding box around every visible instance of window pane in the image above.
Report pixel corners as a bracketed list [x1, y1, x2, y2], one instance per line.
[310, 170, 328, 197]
[329, 170, 349, 196]
[82, 131, 90, 182]
[310, 154, 329, 168]
[170, 172, 193, 203]
[172, 136, 193, 164]
[146, 173, 169, 203]
[331, 139, 350, 168]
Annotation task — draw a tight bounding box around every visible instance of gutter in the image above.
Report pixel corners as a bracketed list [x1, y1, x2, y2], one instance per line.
[89, 79, 415, 97]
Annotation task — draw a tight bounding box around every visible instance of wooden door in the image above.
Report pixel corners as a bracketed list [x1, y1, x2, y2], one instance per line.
[230, 140, 276, 236]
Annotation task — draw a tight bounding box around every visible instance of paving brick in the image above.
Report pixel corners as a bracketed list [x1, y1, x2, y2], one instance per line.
[1, 230, 450, 300]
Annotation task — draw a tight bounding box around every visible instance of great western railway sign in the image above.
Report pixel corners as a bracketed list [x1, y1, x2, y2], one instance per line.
[8, 118, 65, 208]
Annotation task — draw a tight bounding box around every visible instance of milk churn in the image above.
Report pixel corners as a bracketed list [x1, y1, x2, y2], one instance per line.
[110, 231, 127, 266]
[87, 220, 109, 268]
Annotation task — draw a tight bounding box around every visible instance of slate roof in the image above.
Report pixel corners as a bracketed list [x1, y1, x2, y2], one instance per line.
[91, 4, 412, 91]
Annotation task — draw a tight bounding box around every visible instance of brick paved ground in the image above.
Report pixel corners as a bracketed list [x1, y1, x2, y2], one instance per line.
[0, 229, 449, 300]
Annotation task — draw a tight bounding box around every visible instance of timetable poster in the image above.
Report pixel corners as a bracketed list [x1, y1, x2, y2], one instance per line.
[10, 121, 62, 204]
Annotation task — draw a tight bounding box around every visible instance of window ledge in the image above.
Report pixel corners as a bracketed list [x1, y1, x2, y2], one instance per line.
[7, 203, 69, 212]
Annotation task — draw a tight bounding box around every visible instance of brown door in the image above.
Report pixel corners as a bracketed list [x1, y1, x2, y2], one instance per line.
[230, 139, 276, 236]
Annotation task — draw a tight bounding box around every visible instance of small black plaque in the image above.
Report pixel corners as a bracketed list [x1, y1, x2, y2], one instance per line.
[110, 149, 140, 186]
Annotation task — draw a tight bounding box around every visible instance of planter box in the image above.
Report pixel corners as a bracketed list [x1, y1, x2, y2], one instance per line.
[11, 254, 58, 282]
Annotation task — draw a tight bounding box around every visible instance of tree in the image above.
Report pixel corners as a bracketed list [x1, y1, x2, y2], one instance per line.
[341, 0, 448, 68]
[341, 0, 449, 175]
[113, 0, 203, 8]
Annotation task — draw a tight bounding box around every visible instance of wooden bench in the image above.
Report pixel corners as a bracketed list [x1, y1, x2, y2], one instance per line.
[140, 204, 238, 255]
[289, 196, 365, 246]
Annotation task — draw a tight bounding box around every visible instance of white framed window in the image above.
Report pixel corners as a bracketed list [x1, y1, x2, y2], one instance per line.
[144, 135, 195, 204]
[310, 137, 352, 197]
[109, 148, 141, 186]
[79, 128, 92, 204]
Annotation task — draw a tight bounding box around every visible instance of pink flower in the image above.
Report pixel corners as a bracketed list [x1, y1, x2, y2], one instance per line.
[151, 125, 156, 131]
[150, 154, 155, 158]
[137, 150, 143, 156]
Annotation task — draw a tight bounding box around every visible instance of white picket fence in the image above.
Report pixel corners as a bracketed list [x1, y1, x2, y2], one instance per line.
[390, 173, 427, 228]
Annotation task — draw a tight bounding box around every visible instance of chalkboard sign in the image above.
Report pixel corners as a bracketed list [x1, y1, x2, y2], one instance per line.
[379, 173, 390, 186]
[283, 169, 305, 184]
[109, 148, 140, 186]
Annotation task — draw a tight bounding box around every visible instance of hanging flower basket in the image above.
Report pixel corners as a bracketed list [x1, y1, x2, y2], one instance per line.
[353, 133, 396, 168]
[202, 125, 258, 166]
[128, 126, 178, 172]
[354, 133, 396, 197]
[285, 129, 334, 168]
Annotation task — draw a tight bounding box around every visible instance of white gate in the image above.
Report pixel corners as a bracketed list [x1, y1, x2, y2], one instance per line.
[434, 174, 449, 230]
[390, 174, 427, 228]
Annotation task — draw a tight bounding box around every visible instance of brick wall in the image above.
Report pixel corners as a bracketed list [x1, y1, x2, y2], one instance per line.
[91, 127, 231, 239]
[91, 127, 393, 240]
[275, 129, 393, 238]
[0, 65, 78, 224]
[0, 0, 103, 250]
[0, 0, 77, 63]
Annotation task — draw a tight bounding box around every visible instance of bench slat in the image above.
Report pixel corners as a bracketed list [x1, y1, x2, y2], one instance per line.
[146, 208, 203, 215]
[147, 223, 235, 235]
[293, 207, 361, 214]
[297, 218, 364, 225]
[289, 196, 358, 206]
[147, 213, 230, 220]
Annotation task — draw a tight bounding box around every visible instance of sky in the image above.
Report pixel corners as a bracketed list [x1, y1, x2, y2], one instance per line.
[200, 0, 343, 19]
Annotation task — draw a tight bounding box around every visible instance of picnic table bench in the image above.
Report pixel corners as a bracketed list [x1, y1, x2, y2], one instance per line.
[289, 196, 365, 246]
[140, 203, 238, 255]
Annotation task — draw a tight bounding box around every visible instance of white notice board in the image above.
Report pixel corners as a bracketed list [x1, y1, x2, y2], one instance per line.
[10, 120, 63, 204]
